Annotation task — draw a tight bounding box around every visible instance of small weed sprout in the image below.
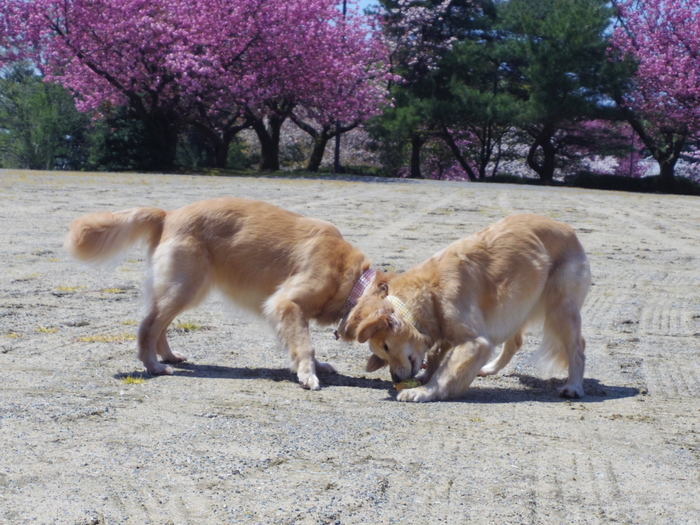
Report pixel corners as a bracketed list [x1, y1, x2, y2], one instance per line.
[174, 320, 203, 332]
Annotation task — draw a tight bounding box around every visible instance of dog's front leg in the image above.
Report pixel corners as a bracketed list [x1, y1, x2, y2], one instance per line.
[398, 337, 493, 402]
[416, 342, 450, 385]
[266, 296, 321, 390]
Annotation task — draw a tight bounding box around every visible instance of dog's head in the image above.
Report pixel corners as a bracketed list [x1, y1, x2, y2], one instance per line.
[338, 277, 431, 383]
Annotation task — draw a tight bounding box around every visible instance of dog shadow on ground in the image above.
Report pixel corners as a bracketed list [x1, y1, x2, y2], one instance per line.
[114, 367, 639, 402]
[435, 373, 641, 404]
[116, 363, 394, 391]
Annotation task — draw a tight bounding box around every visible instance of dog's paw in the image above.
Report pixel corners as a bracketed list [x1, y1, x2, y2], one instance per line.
[146, 363, 173, 376]
[397, 386, 437, 403]
[161, 352, 188, 364]
[558, 383, 584, 399]
[298, 372, 321, 391]
[477, 365, 497, 377]
[314, 360, 337, 375]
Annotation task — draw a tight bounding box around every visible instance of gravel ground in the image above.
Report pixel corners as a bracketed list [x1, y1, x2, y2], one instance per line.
[1, 169, 699, 524]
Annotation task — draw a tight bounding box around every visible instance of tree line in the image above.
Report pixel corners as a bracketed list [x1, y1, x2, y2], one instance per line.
[1, 0, 699, 193]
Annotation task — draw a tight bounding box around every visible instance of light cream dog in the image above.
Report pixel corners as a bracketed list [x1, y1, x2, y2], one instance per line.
[338, 214, 591, 402]
[65, 197, 371, 389]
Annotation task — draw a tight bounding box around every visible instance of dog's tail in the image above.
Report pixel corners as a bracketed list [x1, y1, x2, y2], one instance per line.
[64, 207, 166, 265]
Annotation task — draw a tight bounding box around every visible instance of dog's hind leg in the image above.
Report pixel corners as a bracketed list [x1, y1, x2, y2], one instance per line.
[478, 329, 524, 377]
[562, 334, 586, 399]
[543, 305, 586, 398]
[138, 243, 210, 375]
[542, 256, 590, 398]
[138, 308, 174, 375]
[156, 323, 189, 364]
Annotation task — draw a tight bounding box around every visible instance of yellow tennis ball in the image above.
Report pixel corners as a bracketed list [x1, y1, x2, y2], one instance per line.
[394, 378, 421, 391]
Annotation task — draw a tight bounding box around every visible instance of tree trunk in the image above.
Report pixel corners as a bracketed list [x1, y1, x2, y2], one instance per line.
[659, 160, 676, 193]
[192, 116, 252, 169]
[526, 124, 556, 182]
[441, 127, 477, 181]
[617, 100, 685, 193]
[191, 127, 226, 168]
[145, 114, 179, 171]
[289, 113, 359, 173]
[640, 131, 682, 194]
[251, 113, 285, 171]
[308, 133, 331, 172]
[212, 141, 229, 169]
[408, 133, 425, 179]
[477, 123, 497, 179]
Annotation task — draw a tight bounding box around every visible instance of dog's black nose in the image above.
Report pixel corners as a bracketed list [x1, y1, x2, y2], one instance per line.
[391, 371, 402, 383]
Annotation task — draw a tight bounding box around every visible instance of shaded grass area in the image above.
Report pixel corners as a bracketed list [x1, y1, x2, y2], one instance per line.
[472, 172, 700, 196]
[563, 172, 700, 196]
[139, 165, 700, 196]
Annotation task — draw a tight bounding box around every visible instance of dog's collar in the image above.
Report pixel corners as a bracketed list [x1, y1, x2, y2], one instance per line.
[335, 268, 376, 341]
[346, 268, 376, 308]
[385, 295, 423, 334]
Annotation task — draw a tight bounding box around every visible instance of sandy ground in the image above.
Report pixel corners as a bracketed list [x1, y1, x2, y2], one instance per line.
[0, 170, 699, 525]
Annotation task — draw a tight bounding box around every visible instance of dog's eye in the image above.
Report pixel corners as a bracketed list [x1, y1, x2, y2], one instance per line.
[383, 343, 389, 352]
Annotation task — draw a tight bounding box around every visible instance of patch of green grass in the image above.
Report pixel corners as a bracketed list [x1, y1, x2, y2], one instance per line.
[121, 319, 138, 326]
[102, 287, 124, 294]
[36, 326, 58, 334]
[7, 332, 22, 339]
[120, 375, 145, 385]
[79, 333, 136, 343]
[57, 285, 85, 292]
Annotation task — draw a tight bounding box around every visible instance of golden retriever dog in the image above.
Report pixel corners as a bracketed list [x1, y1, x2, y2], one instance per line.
[65, 197, 372, 390]
[337, 214, 591, 402]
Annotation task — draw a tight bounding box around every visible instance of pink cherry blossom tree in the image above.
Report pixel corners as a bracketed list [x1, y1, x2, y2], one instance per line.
[611, 0, 700, 190]
[236, 0, 394, 170]
[286, 8, 396, 172]
[0, 0, 392, 170]
[3, 0, 227, 169]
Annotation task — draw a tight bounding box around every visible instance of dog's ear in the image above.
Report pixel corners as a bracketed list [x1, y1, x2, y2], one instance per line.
[337, 296, 386, 342]
[374, 272, 392, 298]
[366, 354, 388, 372]
[356, 309, 393, 343]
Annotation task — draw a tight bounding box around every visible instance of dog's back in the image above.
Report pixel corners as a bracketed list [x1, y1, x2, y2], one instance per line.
[162, 198, 345, 299]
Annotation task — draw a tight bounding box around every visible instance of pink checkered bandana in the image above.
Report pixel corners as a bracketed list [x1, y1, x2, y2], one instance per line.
[346, 268, 376, 308]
